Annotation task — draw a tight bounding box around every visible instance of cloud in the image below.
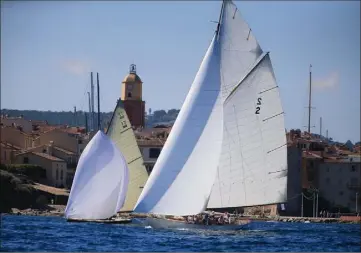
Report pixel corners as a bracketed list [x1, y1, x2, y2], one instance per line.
[313, 71, 339, 89]
[62, 60, 90, 76]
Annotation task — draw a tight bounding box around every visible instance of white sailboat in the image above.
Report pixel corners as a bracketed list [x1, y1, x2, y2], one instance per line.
[132, 0, 287, 229]
[65, 130, 131, 223]
[207, 1, 288, 210]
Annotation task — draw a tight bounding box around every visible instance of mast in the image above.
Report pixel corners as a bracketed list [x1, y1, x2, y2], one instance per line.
[97, 72, 101, 131]
[91, 72, 95, 131]
[73, 106, 77, 126]
[308, 64, 312, 134]
[85, 112, 88, 133]
[216, 0, 225, 37]
[320, 117, 322, 138]
[87, 91, 92, 131]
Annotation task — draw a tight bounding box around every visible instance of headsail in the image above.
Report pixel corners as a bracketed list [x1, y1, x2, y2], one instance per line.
[106, 99, 149, 212]
[134, 34, 224, 216]
[65, 130, 129, 220]
[208, 53, 288, 208]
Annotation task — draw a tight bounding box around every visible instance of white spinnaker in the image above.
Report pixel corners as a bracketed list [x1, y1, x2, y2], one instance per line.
[219, 0, 263, 100]
[207, 53, 287, 208]
[65, 130, 129, 219]
[134, 34, 223, 216]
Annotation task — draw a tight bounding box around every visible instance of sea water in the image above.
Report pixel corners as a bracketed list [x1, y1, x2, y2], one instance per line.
[1, 215, 360, 252]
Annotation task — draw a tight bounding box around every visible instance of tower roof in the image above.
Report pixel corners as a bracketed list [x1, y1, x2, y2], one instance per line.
[122, 64, 142, 83]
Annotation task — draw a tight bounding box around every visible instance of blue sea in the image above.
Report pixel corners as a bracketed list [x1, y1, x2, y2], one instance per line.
[1, 215, 360, 252]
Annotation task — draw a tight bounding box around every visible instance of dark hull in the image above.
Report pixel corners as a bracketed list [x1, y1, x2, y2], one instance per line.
[142, 217, 251, 230]
[67, 218, 132, 224]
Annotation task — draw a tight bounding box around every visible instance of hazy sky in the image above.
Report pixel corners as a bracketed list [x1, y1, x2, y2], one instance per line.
[1, 1, 360, 142]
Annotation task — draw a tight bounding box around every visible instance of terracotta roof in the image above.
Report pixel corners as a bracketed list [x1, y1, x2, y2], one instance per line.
[16, 151, 65, 162]
[32, 183, 69, 196]
[53, 146, 75, 155]
[137, 138, 165, 147]
[0, 141, 22, 150]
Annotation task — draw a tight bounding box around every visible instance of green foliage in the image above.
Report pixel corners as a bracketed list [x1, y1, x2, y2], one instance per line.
[0, 164, 46, 182]
[0, 170, 35, 212]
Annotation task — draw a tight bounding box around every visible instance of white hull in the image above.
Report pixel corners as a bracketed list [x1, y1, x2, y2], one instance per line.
[141, 217, 251, 231]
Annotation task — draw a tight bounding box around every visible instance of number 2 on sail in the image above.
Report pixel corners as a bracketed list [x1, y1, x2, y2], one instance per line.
[255, 97, 262, 114]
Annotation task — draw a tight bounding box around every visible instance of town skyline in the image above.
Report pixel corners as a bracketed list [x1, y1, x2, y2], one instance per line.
[1, 1, 360, 143]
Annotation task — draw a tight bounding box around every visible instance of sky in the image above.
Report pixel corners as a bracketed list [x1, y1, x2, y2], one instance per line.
[1, 1, 360, 143]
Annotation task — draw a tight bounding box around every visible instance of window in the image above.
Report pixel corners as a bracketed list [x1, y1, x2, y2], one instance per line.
[78, 140, 83, 144]
[60, 170, 63, 180]
[80, 149, 83, 153]
[23, 157, 29, 164]
[42, 149, 47, 153]
[56, 169, 59, 180]
[128, 92, 132, 98]
[149, 148, 161, 158]
[351, 165, 356, 172]
[339, 191, 344, 196]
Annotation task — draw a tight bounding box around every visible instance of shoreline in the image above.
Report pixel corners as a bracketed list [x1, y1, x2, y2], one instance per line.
[2, 207, 360, 224]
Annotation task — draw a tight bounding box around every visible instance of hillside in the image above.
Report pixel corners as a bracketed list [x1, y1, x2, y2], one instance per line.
[1, 108, 180, 129]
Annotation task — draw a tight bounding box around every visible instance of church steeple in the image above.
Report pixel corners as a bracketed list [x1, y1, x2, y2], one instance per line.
[121, 64, 142, 101]
[120, 64, 145, 128]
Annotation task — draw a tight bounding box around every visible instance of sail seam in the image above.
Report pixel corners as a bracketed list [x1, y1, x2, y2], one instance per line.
[259, 86, 278, 94]
[267, 143, 287, 154]
[262, 112, 284, 122]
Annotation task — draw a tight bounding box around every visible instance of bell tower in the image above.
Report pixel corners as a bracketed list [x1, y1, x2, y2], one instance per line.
[121, 64, 145, 128]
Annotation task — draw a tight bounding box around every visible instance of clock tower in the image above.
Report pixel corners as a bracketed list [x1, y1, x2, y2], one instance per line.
[121, 64, 145, 128]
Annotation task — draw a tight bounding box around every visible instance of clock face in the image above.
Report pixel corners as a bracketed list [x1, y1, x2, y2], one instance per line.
[128, 84, 133, 90]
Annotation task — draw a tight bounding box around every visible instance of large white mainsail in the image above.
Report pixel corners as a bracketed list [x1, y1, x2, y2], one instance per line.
[207, 0, 287, 209]
[106, 99, 149, 212]
[134, 34, 224, 216]
[65, 130, 129, 220]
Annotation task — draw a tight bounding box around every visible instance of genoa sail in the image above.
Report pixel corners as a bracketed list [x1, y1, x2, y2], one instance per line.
[134, 34, 224, 216]
[65, 130, 129, 220]
[207, 53, 288, 208]
[208, 0, 287, 209]
[106, 99, 149, 212]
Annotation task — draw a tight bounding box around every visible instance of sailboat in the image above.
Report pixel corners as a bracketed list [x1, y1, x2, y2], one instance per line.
[131, 0, 287, 230]
[106, 99, 149, 212]
[65, 130, 131, 223]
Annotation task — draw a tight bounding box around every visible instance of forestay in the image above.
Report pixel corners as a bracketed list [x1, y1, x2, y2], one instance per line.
[106, 99, 149, 212]
[207, 53, 288, 208]
[65, 130, 129, 220]
[134, 34, 224, 216]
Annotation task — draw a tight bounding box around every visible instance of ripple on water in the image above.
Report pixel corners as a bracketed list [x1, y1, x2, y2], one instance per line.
[1, 215, 360, 252]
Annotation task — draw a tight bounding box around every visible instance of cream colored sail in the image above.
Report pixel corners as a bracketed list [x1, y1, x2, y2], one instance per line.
[106, 99, 148, 212]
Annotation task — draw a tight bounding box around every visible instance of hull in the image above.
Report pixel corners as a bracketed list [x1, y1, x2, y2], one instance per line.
[66, 218, 132, 224]
[142, 217, 251, 231]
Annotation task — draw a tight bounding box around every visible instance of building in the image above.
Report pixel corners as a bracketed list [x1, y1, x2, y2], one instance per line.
[1, 126, 34, 149]
[121, 64, 145, 128]
[1, 115, 33, 133]
[317, 157, 361, 212]
[15, 151, 67, 188]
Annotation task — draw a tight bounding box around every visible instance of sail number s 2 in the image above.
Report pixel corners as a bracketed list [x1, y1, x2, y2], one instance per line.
[255, 97, 262, 114]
